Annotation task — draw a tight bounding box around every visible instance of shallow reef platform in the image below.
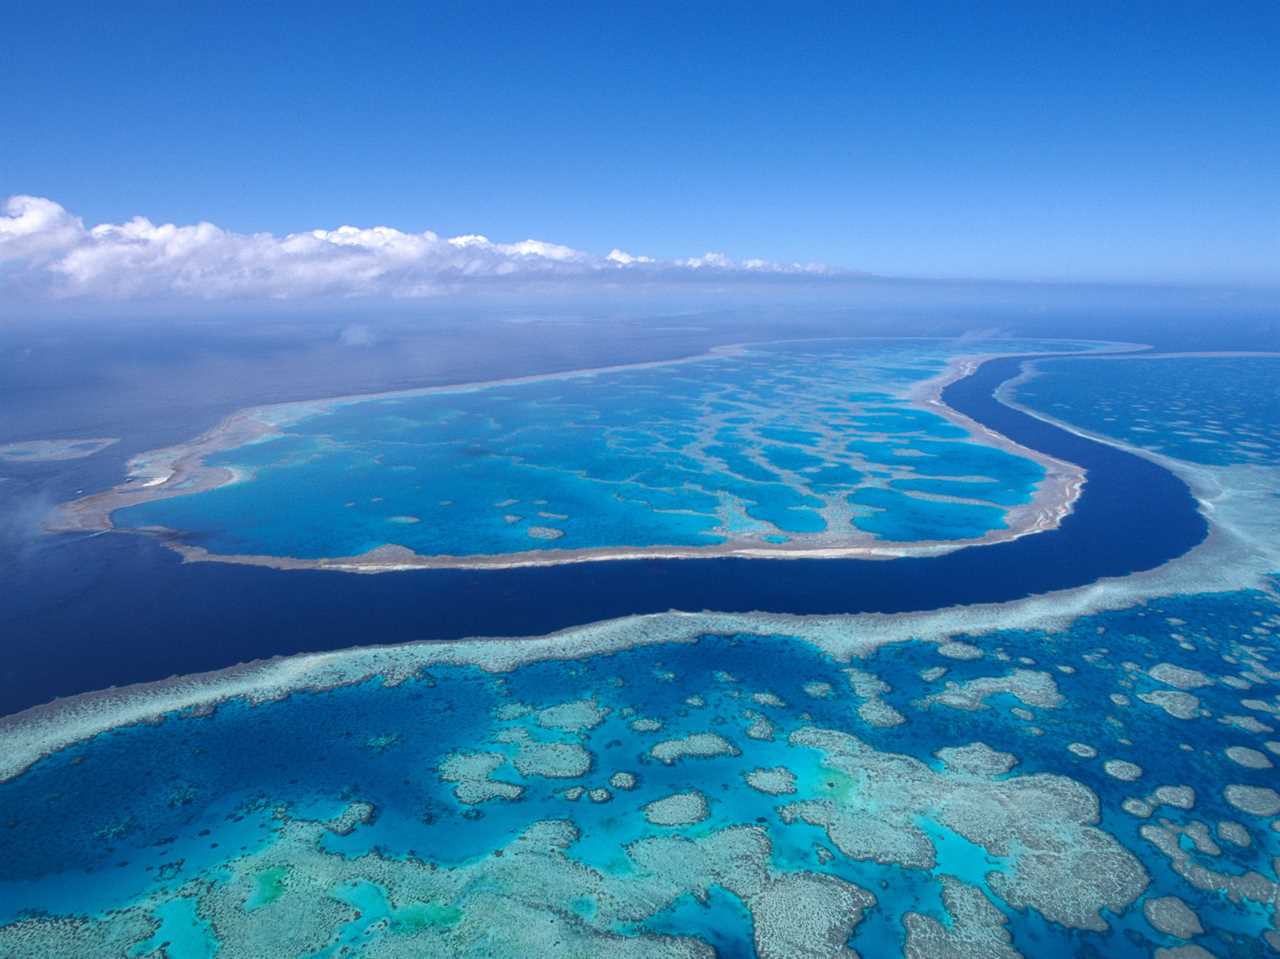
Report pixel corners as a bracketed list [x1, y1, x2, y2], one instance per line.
[1, 585, 1277, 957]
[63, 337, 1114, 570]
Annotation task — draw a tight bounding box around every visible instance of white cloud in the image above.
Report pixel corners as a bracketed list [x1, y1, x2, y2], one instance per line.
[0, 195, 839, 302]
[680, 252, 734, 270]
[606, 249, 654, 265]
[0, 195, 86, 265]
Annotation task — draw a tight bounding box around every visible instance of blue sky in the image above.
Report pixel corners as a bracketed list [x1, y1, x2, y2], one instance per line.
[2, 1, 1277, 287]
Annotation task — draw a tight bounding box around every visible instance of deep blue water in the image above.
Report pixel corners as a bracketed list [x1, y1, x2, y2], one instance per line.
[1019, 356, 1280, 466]
[0, 354, 1207, 716]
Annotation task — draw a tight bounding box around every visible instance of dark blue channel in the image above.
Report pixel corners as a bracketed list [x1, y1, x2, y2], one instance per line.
[0, 356, 1207, 717]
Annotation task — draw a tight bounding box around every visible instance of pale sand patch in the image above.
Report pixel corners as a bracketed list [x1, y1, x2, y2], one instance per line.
[1149, 663, 1214, 690]
[495, 728, 592, 779]
[651, 732, 740, 765]
[1225, 746, 1273, 769]
[1217, 820, 1251, 847]
[1143, 896, 1204, 939]
[937, 641, 983, 661]
[1224, 784, 1280, 817]
[643, 791, 710, 826]
[536, 699, 610, 733]
[0, 437, 118, 463]
[438, 751, 523, 804]
[1152, 786, 1195, 810]
[1104, 760, 1143, 782]
[1138, 690, 1201, 720]
[744, 767, 797, 796]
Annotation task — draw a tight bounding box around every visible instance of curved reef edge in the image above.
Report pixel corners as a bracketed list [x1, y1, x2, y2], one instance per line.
[7, 353, 1280, 786]
[48, 338, 1126, 571]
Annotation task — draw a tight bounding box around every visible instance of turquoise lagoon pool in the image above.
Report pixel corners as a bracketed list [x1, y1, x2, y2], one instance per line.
[111, 339, 1099, 562]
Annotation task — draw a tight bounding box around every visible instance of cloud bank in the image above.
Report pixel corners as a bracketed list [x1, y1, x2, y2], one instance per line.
[0, 196, 838, 301]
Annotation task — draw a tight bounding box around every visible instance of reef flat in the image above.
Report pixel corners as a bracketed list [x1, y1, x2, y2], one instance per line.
[53, 337, 1115, 571]
[0, 437, 118, 463]
[2, 583, 1278, 957]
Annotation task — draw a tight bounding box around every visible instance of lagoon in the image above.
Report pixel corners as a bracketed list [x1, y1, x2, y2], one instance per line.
[97, 339, 1098, 568]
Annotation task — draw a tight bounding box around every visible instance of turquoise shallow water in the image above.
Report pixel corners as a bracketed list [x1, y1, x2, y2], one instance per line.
[1, 586, 1277, 956]
[111, 339, 1097, 559]
[848, 486, 1008, 540]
